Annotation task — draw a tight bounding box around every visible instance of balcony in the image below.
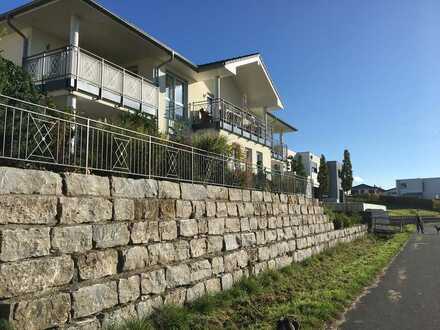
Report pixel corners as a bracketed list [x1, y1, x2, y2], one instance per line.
[23, 45, 159, 116]
[271, 139, 288, 161]
[190, 98, 272, 147]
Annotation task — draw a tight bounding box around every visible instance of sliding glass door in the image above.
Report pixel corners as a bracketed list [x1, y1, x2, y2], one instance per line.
[166, 73, 187, 121]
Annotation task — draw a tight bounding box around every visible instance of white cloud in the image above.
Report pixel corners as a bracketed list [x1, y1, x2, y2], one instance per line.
[353, 176, 364, 185]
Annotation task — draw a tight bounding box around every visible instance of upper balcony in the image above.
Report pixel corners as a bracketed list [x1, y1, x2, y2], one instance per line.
[23, 46, 159, 116]
[190, 98, 272, 147]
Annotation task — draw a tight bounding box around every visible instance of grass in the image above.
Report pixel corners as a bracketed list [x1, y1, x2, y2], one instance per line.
[108, 230, 412, 330]
[387, 208, 440, 217]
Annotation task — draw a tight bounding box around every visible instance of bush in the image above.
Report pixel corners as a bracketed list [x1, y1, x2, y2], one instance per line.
[191, 131, 232, 156]
[325, 207, 363, 229]
[349, 194, 440, 211]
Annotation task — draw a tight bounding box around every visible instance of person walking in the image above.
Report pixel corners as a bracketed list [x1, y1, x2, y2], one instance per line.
[416, 212, 424, 234]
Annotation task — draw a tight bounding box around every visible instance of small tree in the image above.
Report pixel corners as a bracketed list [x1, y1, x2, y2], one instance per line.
[340, 149, 353, 197]
[287, 155, 307, 177]
[317, 154, 329, 199]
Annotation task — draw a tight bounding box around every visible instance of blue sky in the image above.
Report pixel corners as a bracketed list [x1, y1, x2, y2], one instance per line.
[1, 0, 439, 188]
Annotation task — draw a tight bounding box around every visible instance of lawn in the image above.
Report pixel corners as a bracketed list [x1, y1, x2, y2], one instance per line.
[387, 208, 440, 217]
[109, 230, 412, 330]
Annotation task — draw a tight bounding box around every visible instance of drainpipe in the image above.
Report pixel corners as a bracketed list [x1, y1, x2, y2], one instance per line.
[154, 51, 175, 133]
[7, 16, 28, 65]
[154, 51, 175, 82]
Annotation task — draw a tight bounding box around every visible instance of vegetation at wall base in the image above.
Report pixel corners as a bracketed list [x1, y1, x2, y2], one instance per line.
[387, 208, 440, 217]
[107, 231, 411, 330]
[324, 207, 364, 229]
[349, 194, 440, 212]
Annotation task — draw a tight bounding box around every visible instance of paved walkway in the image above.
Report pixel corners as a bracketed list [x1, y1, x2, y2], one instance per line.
[341, 223, 440, 330]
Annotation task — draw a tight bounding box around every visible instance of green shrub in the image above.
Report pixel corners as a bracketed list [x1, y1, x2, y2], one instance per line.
[191, 131, 232, 156]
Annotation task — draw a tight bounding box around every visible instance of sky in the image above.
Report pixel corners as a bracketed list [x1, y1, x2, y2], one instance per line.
[1, 0, 439, 189]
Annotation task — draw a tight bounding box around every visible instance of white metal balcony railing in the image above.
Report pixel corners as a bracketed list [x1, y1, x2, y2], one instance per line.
[190, 98, 288, 160]
[22, 46, 159, 116]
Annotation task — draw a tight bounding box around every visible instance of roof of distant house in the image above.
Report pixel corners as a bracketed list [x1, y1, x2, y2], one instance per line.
[352, 184, 385, 191]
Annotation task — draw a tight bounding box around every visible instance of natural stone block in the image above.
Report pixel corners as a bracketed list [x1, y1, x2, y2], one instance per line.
[181, 183, 207, 200]
[164, 288, 186, 306]
[221, 273, 234, 290]
[93, 223, 130, 248]
[159, 220, 178, 240]
[141, 269, 166, 295]
[240, 217, 250, 232]
[216, 202, 228, 217]
[77, 250, 118, 280]
[166, 264, 191, 287]
[207, 236, 224, 253]
[114, 198, 135, 221]
[64, 173, 110, 197]
[60, 197, 112, 224]
[263, 191, 272, 202]
[186, 282, 205, 302]
[225, 218, 240, 233]
[198, 218, 208, 234]
[72, 282, 118, 318]
[0, 227, 50, 261]
[174, 240, 190, 261]
[118, 275, 140, 304]
[101, 305, 137, 330]
[131, 221, 159, 244]
[190, 260, 212, 282]
[159, 199, 175, 219]
[137, 296, 163, 318]
[229, 188, 242, 201]
[0, 255, 74, 298]
[242, 190, 251, 202]
[258, 246, 270, 261]
[176, 200, 192, 218]
[226, 202, 238, 216]
[207, 185, 228, 200]
[0, 167, 62, 195]
[158, 180, 181, 199]
[249, 217, 258, 230]
[111, 177, 158, 198]
[0, 196, 57, 225]
[251, 190, 263, 202]
[205, 278, 221, 294]
[206, 201, 216, 217]
[148, 243, 175, 265]
[211, 256, 224, 274]
[134, 199, 159, 220]
[12, 293, 70, 330]
[240, 233, 256, 247]
[122, 246, 149, 271]
[190, 238, 207, 257]
[179, 219, 198, 237]
[52, 225, 92, 254]
[192, 200, 206, 218]
[208, 218, 225, 235]
[224, 234, 239, 251]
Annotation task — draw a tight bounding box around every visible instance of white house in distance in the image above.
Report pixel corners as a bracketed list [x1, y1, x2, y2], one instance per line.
[396, 177, 440, 200]
[0, 0, 296, 171]
[287, 150, 321, 196]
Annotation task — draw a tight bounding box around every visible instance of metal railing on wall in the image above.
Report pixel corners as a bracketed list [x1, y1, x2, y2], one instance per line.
[0, 94, 310, 195]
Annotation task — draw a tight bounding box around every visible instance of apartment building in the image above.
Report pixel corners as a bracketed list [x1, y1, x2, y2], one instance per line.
[0, 0, 295, 171]
[396, 177, 440, 200]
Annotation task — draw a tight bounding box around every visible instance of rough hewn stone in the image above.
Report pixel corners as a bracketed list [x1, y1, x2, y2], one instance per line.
[65, 318, 100, 330]
[221, 273, 234, 290]
[186, 282, 205, 302]
[166, 264, 191, 287]
[158, 181, 181, 199]
[159, 199, 175, 219]
[72, 282, 118, 318]
[251, 190, 263, 202]
[174, 240, 190, 261]
[207, 185, 228, 200]
[77, 250, 118, 280]
[114, 198, 135, 221]
[92, 223, 130, 248]
[225, 218, 240, 233]
[64, 173, 110, 197]
[208, 218, 225, 235]
[101, 305, 137, 329]
[12, 293, 70, 330]
[205, 278, 221, 294]
[131, 221, 159, 244]
[181, 183, 207, 200]
[192, 200, 206, 218]
[122, 246, 149, 271]
[159, 220, 177, 240]
[224, 234, 239, 251]
[216, 202, 228, 217]
[179, 219, 198, 237]
[176, 200, 192, 218]
[211, 256, 224, 274]
[118, 275, 140, 304]
[164, 288, 186, 306]
[148, 243, 175, 265]
[134, 199, 159, 220]
[0, 227, 50, 261]
[207, 236, 224, 253]
[0, 167, 62, 195]
[190, 260, 212, 282]
[52, 225, 92, 254]
[229, 188, 242, 201]
[190, 238, 207, 257]
[0, 255, 74, 298]
[60, 197, 112, 224]
[137, 296, 163, 318]
[141, 269, 166, 295]
[240, 233, 257, 247]
[111, 177, 158, 198]
[0, 196, 57, 225]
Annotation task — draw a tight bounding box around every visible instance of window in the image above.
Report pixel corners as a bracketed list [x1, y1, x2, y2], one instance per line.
[166, 73, 187, 120]
[246, 148, 253, 165]
[256, 152, 263, 167]
[399, 183, 407, 189]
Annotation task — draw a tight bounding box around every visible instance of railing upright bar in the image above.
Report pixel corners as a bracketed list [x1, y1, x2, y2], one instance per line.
[85, 118, 90, 174]
[148, 135, 152, 179]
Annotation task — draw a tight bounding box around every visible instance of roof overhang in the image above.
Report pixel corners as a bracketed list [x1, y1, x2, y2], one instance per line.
[267, 112, 297, 133]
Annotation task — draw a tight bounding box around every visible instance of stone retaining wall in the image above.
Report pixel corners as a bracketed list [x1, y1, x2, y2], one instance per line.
[0, 167, 367, 329]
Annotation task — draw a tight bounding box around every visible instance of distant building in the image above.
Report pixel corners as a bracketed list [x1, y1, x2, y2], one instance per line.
[326, 161, 343, 203]
[287, 150, 321, 197]
[351, 184, 385, 196]
[383, 187, 398, 196]
[396, 178, 440, 199]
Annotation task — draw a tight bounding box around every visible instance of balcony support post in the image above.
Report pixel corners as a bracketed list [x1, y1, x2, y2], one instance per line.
[69, 15, 80, 84]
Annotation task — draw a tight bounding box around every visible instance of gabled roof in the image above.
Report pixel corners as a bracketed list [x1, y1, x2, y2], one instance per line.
[352, 184, 384, 191]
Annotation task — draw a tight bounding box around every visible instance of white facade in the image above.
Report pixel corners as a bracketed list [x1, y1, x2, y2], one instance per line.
[295, 151, 321, 188]
[396, 178, 440, 199]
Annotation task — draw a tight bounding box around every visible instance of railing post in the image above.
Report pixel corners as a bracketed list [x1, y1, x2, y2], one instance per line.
[121, 69, 125, 106]
[140, 78, 143, 112]
[41, 52, 46, 84]
[222, 154, 225, 186]
[85, 118, 90, 174]
[191, 146, 194, 183]
[100, 59, 104, 99]
[76, 47, 80, 81]
[148, 135, 152, 179]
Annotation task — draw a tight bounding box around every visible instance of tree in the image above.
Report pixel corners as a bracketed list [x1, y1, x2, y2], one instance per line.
[340, 149, 353, 194]
[287, 155, 307, 178]
[317, 154, 329, 199]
